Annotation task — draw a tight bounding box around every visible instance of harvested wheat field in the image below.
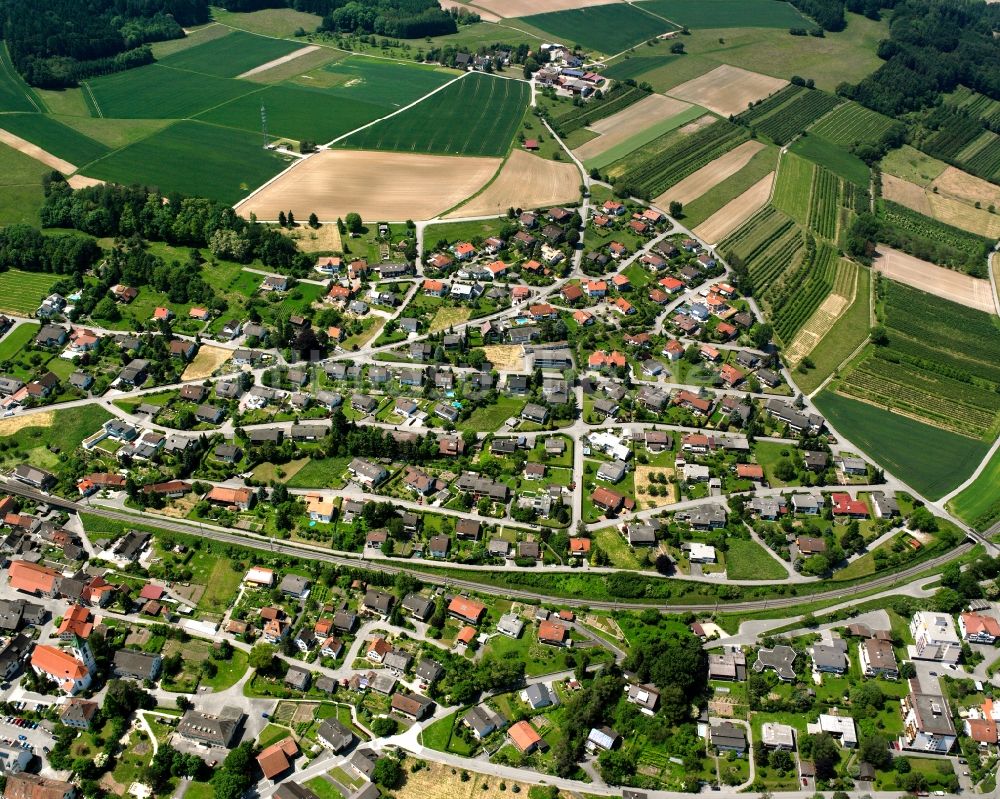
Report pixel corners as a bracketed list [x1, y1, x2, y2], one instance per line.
[0, 129, 75, 173]
[932, 166, 1000, 209]
[881, 174, 933, 215]
[395, 763, 536, 799]
[237, 150, 500, 222]
[281, 222, 342, 253]
[666, 65, 786, 118]
[785, 262, 857, 364]
[656, 140, 765, 207]
[483, 344, 524, 371]
[874, 245, 997, 314]
[694, 172, 775, 244]
[67, 175, 104, 189]
[883, 174, 1000, 238]
[0, 410, 53, 437]
[182, 345, 232, 381]
[470, 0, 619, 17]
[573, 95, 692, 161]
[445, 150, 578, 217]
[443, 1, 502, 21]
[634, 465, 676, 508]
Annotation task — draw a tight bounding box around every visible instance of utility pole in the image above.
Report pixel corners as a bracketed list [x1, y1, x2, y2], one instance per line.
[261, 104, 269, 149]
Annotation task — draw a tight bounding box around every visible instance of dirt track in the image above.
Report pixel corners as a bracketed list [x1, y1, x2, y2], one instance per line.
[873, 245, 997, 314]
[693, 172, 774, 244]
[573, 95, 691, 161]
[666, 65, 786, 118]
[236, 150, 500, 222]
[444, 150, 578, 218]
[469, 0, 619, 17]
[0, 129, 75, 174]
[237, 45, 319, 79]
[655, 140, 764, 207]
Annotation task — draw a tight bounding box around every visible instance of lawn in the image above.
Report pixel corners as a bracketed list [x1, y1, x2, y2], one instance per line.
[0, 113, 109, 167]
[0, 267, 57, 314]
[484, 629, 585, 676]
[200, 647, 249, 690]
[420, 713, 475, 755]
[521, 5, 678, 55]
[0, 322, 40, 360]
[814, 390, 990, 500]
[423, 217, 509, 245]
[189, 550, 245, 618]
[457, 396, 524, 432]
[724, 538, 787, 580]
[84, 120, 289, 204]
[286, 456, 351, 489]
[794, 267, 870, 393]
[593, 528, 642, 569]
[336, 72, 528, 157]
[754, 440, 801, 488]
[0, 404, 112, 471]
[0, 143, 49, 226]
[258, 723, 293, 748]
[159, 29, 304, 78]
[789, 132, 871, 187]
[304, 778, 344, 799]
[637, 0, 810, 28]
[949, 447, 1000, 532]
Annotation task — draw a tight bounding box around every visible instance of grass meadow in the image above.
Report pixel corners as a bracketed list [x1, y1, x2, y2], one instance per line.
[949, 448, 1000, 532]
[521, 5, 677, 54]
[338, 73, 528, 157]
[813, 390, 989, 500]
[84, 121, 289, 204]
[789, 132, 871, 187]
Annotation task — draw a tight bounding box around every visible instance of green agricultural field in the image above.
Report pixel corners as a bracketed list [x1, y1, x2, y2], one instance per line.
[337, 73, 528, 157]
[0, 143, 49, 225]
[637, 0, 810, 28]
[85, 64, 259, 120]
[584, 104, 707, 171]
[520, 5, 677, 55]
[0, 270, 56, 316]
[810, 100, 899, 148]
[949, 448, 1000, 532]
[794, 266, 870, 393]
[312, 56, 455, 108]
[814, 390, 989, 500]
[0, 43, 40, 112]
[84, 121, 288, 204]
[771, 152, 813, 225]
[198, 82, 386, 144]
[51, 117, 173, 150]
[0, 113, 108, 167]
[789, 132, 870, 187]
[159, 30, 305, 79]
[602, 54, 679, 83]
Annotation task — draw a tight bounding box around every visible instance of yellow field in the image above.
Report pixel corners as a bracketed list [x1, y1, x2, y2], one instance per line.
[482, 344, 524, 370]
[429, 307, 472, 333]
[281, 222, 343, 252]
[181, 344, 232, 381]
[395, 763, 539, 799]
[634, 464, 677, 508]
[0, 410, 53, 436]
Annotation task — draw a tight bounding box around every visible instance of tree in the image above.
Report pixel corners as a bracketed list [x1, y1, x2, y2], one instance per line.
[669, 200, 683, 217]
[278, 211, 287, 228]
[598, 749, 637, 785]
[859, 733, 891, 770]
[372, 758, 405, 789]
[750, 322, 772, 350]
[92, 296, 120, 322]
[870, 324, 889, 346]
[308, 213, 319, 228]
[248, 643, 277, 673]
[345, 212, 363, 234]
[809, 733, 840, 779]
[768, 748, 792, 772]
[370, 717, 398, 737]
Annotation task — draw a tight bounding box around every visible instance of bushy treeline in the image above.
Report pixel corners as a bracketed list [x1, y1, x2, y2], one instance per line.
[842, 0, 1000, 116]
[1, 0, 209, 87]
[788, 0, 849, 31]
[216, 0, 457, 37]
[40, 176, 312, 274]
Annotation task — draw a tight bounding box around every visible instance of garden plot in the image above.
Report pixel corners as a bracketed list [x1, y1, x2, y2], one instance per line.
[666, 64, 786, 118]
[693, 171, 774, 243]
[573, 94, 692, 161]
[655, 139, 763, 207]
[236, 149, 500, 222]
[444, 150, 578, 218]
[874, 246, 996, 314]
